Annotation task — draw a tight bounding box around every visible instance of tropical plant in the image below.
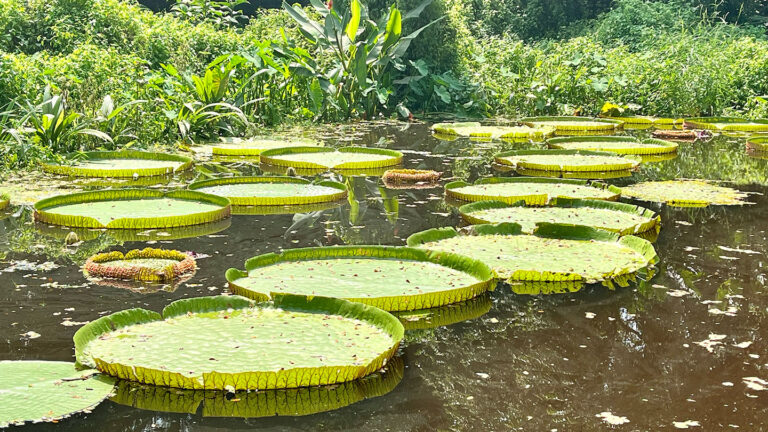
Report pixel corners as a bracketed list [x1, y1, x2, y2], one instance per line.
[94, 95, 145, 146]
[18, 87, 112, 154]
[282, 0, 443, 119]
[170, 0, 250, 28]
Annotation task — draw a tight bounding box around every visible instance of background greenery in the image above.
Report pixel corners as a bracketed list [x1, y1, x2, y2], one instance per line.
[0, 0, 767, 169]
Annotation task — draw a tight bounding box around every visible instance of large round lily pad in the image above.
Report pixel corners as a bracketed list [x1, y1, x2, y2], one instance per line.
[602, 116, 682, 126]
[212, 137, 322, 156]
[188, 176, 347, 206]
[521, 116, 623, 132]
[0, 360, 115, 428]
[621, 180, 750, 207]
[445, 177, 620, 205]
[746, 135, 768, 152]
[84, 248, 196, 282]
[260, 147, 402, 171]
[42, 151, 193, 178]
[34, 189, 231, 229]
[459, 198, 660, 236]
[226, 246, 495, 311]
[110, 356, 403, 417]
[407, 223, 658, 287]
[547, 136, 678, 155]
[431, 122, 555, 140]
[684, 117, 768, 132]
[74, 295, 403, 390]
[494, 149, 641, 173]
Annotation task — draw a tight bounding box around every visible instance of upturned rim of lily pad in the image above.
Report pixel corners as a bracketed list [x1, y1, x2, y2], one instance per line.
[547, 136, 678, 155]
[494, 149, 642, 172]
[520, 116, 624, 131]
[226, 246, 496, 311]
[33, 189, 231, 229]
[445, 177, 621, 205]
[74, 294, 404, 390]
[684, 117, 768, 132]
[259, 146, 403, 170]
[187, 176, 348, 206]
[41, 150, 193, 178]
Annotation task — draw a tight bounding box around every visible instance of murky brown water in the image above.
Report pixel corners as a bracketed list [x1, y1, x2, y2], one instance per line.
[2, 123, 768, 431]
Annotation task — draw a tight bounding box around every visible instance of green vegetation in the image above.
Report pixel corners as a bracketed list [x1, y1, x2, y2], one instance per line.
[1, 0, 768, 168]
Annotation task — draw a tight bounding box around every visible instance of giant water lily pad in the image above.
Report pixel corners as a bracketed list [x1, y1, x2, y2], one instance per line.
[445, 177, 620, 205]
[34, 189, 231, 229]
[110, 357, 403, 417]
[394, 295, 492, 331]
[0, 360, 115, 428]
[621, 180, 750, 207]
[494, 149, 641, 173]
[260, 147, 402, 171]
[188, 176, 347, 206]
[431, 122, 555, 140]
[84, 248, 196, 282]
[407, 223, 658, 286]
[547, 136, 678, 155]
[42, 151, 193, 178]
[602, 116, 682, 126]
[212, 137, 322, 156]
[684, 117, 768, 132]
[226, 246, 495, 311]
[459, 198, 660, 236]
[74, 295, 402, 390]
[521, 116, 623, 132]
[746, 135, 768, 152]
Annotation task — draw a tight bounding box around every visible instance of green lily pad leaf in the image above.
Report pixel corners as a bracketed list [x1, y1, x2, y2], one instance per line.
[110, 356, 403, 417]
[445, 177, 620, 205]
[42, 151, 193, 178]
[547, 136, 678, 155]
[459, 198, 660, 236]
[407, 223, 658, 287]
[495, 149, 641, 173]
[226, 246, 496, 311]
[37, 218, 232, 243]
[260, 147, 402, 171]
[34, 189, 231, 229]
[621, 180, 751, 207]
[188, 176, 347, 207]
[74, 294, 403, 390]
[684, 117, 768, 132]
[0, 360, 115, 428]
[431, 122, 555, 140]
[602, 116, 682, 126]
[393, 294, 492, 331]
[747, 135, 768, 152]
[508, 281, 585, 295]
[212, 137, 323, 156]
[521, 116, 623, 132]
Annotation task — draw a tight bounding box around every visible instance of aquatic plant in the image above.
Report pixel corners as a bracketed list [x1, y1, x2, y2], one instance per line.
[520, 116, 623, 132]
[74, 294, 404, 390]
[621, 180, 751, 207]
[407, 222, 658, 287]
[445, 177, 621, 205]
[188, 176, 347, 206]
[381, 169, 441, 187]
[226, 246, 496, 311]
[684, 117, 768, 132]
[84, 248, 196, 282]
[494, 149, 641, 173]
[34, 189, 231, 229]
[260, 146, 403, 171]
[0, 361, 115, 428]
[458, 198, 660, 236]
[547, 136, 678, 155]
[42, 150, 193, 178]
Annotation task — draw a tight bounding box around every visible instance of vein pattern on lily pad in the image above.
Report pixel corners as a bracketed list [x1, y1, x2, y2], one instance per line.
[189, 176, 347, 206]
[621, 180, 750, 207]
[446, 177, 620, 205]
[74, 295, 403, 390]
[0, 360, 115, 428]
[459, 199, 660, 236]
[407, 223, 658, 286]
[34, 189, 231, 229]
[226, 246, 495, 311]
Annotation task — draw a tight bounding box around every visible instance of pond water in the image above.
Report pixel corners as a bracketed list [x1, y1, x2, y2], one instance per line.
[2, 122, 768, 431]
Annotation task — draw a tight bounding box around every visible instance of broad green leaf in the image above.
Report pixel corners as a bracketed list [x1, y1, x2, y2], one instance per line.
[346, 0, 361, 42]
[188, 176, 347, 206]
[42, 150, 192, 178]
[621, 180, 750, 207]
[382, 7, 402, 52]
[260, 146, 402, 171]
[0, 361, 115, 428]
